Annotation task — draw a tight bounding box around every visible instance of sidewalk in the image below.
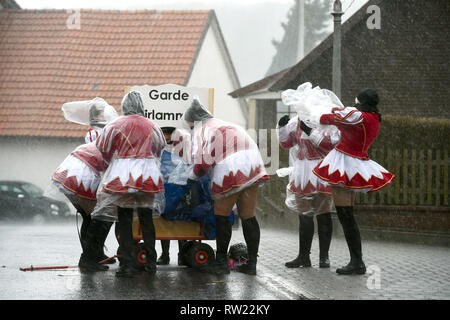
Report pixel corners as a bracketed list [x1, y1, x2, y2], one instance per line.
[231, 226, 450, 300]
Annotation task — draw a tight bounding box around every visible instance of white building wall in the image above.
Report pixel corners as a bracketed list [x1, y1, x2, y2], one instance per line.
[0, 137, 82, 191]
[186, 25, 247, 128]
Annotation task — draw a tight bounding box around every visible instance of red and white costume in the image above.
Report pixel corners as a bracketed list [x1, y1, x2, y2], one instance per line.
[313, 106, 395, 192]
[52, 142, 108, 200]
[85, 127, 101, 143]
[278, 117, 340, 197]
[95, 115, 166, 195]
[188, 118, 269, 199]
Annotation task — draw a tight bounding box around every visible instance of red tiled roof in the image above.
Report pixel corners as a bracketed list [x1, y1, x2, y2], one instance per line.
[0, 9, 211, 138]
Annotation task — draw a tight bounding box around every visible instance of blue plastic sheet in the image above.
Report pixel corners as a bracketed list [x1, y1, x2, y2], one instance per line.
[159, 150, 233, 239]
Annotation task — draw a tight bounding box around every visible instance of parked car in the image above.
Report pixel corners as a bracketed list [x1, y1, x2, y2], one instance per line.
[0, 180, 72, 222]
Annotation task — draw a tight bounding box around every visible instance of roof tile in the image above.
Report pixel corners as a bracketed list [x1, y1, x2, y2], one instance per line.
[0, 9, 210, 137]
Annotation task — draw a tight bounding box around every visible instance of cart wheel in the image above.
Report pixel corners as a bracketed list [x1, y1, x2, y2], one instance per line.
[186, 243, 215, 268]
[135, 242, 147, 266]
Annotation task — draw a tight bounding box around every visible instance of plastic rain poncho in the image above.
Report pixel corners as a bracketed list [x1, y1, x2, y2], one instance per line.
[182, 98, 269, 200]
[61, 97, 118, 143]
[52, 142, 109, 202]
[281, 82, 344, 130]
[91, 91, 166, 221]
[62, 97, 118, 134]
[49, 98, 118, 209]
[276, 116, 339, 216]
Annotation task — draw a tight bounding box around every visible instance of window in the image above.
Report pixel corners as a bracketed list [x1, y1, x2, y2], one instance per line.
[276, 100, 297, 123]
[21, 183, 43, 198]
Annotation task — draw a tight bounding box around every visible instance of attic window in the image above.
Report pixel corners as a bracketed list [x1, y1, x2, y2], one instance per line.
[92, 83, 99, 91]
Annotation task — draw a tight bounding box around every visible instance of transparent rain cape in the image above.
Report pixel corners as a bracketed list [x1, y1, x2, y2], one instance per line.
[61, 97, 118, 126]
[281, 82, 344, 129]
[181, 98, 268, 200]
[91, 115, 167, 221]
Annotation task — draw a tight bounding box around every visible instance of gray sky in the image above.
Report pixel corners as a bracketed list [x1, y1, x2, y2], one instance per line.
[17, 0, 368, 86]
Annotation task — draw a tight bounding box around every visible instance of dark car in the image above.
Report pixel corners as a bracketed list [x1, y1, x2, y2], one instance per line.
[0, 180, 72, 222]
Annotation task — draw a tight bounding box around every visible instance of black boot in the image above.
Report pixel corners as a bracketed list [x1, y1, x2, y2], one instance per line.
[78, 209, 91, 253]
[335, 206, 366, 275]
[157, 240, 170, 265]
[93, 219, 116, 264]
[285, 215, 313, 268]
[78, 217, 109, 272]
[317, 213, 333, 268]
[138, 208, 157, 274]
[236, 216, 260, 275]
[202, 215, 231, 275]
[177, 240, 188, 266]
[115, 207, 141, 277]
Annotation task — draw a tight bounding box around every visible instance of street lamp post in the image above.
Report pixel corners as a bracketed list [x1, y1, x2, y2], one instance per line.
[332, 0, 343, 99]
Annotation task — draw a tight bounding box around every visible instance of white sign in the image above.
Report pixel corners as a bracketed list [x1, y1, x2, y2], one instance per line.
[130, 84, 214, 128]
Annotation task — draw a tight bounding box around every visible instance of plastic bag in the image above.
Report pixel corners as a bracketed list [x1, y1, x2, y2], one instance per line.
[281, 82, 344, 129]
[159, 150, 216, 239]
[62, 97, 118, 126]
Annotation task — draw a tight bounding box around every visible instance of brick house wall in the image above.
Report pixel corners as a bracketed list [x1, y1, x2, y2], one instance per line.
[279, 0, 450, 119]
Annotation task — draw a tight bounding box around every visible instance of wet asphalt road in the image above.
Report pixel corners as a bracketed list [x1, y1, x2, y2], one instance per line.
[0, 220, 302, 301]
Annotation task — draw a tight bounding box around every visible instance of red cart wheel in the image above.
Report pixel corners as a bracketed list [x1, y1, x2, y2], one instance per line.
[136, 242, 147, 265]
[186, 242, 215, 268]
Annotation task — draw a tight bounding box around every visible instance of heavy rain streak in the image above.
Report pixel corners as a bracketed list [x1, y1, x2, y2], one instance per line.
[0, 0, 449, 310]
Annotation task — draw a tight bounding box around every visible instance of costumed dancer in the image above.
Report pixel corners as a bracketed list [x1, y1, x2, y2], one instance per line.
[182, 98, 269, 275]
[85, 101, 107, 143]
[52, 143, 115, 271]
[156, 126, 191, 265]
[292, 85, 395, 275]
[94, 91, 166, 277]
[277, 114, 340, 269]
[53, 99, 118, 271]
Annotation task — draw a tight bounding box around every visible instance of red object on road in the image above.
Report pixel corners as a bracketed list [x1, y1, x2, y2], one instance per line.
[19, 255, 121, 271]
[19, 265, 78, 271]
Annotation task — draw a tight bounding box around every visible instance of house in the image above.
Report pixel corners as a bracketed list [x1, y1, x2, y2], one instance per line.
[0, 8, 245, 190]
[0, 0, 20, 9]
[230, 0, 450, 130]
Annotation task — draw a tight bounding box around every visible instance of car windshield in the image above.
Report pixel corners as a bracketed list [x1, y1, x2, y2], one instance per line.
[21, 183, 44, 198]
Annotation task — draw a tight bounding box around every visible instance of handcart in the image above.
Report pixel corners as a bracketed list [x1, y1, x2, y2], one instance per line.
[115, 150, 235, 270]
[129, 217, 216, 269]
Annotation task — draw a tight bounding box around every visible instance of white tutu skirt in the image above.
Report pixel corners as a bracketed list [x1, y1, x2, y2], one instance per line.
[210, 149, 269, 200]
[313, 149, 395, 193]
[285, 188, 335, 216]
[52, 155, 101, 200]
[101, 158, 164, 194]
[92, 158, 165, 220]
[288, 158, 331, 197]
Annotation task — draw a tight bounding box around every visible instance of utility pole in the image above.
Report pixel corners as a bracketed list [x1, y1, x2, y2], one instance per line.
[332, 0, 343, 99]
[297, 0, 305, 61]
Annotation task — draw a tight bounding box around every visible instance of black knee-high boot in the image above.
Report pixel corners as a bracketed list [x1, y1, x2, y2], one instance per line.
[335, 206, 366, 275]
[78, 217, 109, 272]
[157, 240, 170, 265]
[94, 219, 115, 264]
[203, 215, 231, 275]
[237, 216, 260, 275]
[285, 215, 313, 268]
[177, 240, 187, 266]
[316, 213, 333, 268]
[78, 209, 91, 252]
[138, 208, 157, 274]
[116, 207, 140, 277]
